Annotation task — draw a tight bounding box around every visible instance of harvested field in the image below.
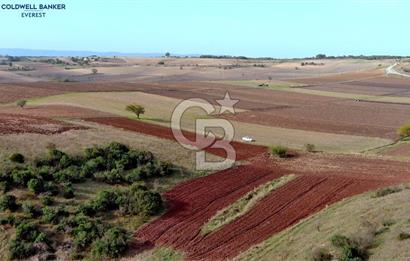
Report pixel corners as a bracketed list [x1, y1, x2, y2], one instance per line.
[84, 117, 267, 160]
[302, 76, 410, 97]
[105, 81, 409, 139]
[0, 104, 111, 118]
[0, 113, 85, 135]
[290, 68, 384, 85]
[134, 154, 406, 260]
[379, 143, 410, 158]
[0, 82, 154, 103]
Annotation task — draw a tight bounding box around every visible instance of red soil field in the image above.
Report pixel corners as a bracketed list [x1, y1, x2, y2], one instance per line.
[85, 117, 267, 160]
[134, 154, 406, 260]
[0, 113, 85, 135]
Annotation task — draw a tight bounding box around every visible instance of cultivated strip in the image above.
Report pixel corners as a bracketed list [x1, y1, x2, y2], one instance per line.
[201, 174, 296, 235]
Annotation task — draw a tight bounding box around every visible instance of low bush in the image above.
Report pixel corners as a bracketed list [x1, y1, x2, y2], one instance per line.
[62, 183, 75, 199]
[92, 227, 128, 258]
[398, 232, 410, 240]
[72, 215, 106, 250]
[11, 168, 34, 187]
[0, 180, 11, 193]
[398, 123, 410, 139]
[15, 222, 41, 241]
[330, 234, 369, 261]
[10, 153, 25, 163]
[22, 202, 42, 218]
[373, 187, 402, 198]
[9, 240, 36, 259]
[270, 145, 288, 158]
[312, 247, 332, 261]
[0, 194, 19, 211]
[27, 178, 44, 194]
[42, 206, 69, 224]
[41, 194, 54, 206]
[304, 143, 316, 152]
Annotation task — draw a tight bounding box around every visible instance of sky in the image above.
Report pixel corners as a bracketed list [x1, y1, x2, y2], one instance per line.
[0, 0, 409, 58]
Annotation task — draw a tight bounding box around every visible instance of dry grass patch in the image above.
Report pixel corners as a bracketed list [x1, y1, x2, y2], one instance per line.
[236, 184, 410, 261]
[201, 175, 296, 235]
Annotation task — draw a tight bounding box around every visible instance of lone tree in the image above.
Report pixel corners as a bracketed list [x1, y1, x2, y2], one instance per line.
[17, 100, 27, 108]
[165, 52, 170, 58]
[91, 68, 98, 75]
[126, 104, 145, 119]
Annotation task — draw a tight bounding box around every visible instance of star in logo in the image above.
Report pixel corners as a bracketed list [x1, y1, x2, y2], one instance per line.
[216, 92, 239, 114]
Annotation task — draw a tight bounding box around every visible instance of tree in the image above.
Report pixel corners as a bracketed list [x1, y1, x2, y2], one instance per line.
[316, 54, 327, 59]
[91, 68, 98, 74]
[165, 52, 170, 58]
[125, 104, 145, 119]
[17, 100, 27, 108]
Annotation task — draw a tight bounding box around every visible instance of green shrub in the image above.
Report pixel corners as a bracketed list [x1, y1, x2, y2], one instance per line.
[76, 203, 96, 216]
[270, 145, 288, 158]
[41, 195, 54, 206]
[92, 190, 120, 212]
[37, 166, 54, 181]
[42, 206, 69, 224]
[94, 168, 124, 184]
[15, 222, 41, 241]
[119, 185, 162, 216]
[54, 166, 84, 183]
[62, 183, 75, 199]
[398, 232, 410, 240]
[0, 194, 19, 211]
[92, 228, 128, 258]
[43, 181, 59, 196]
[330, 234, 368, 261]
[9, 240, 36, 259]
[9, 153, 25, 163]
[27, 178, 44, 194]
[72, 215, 106, 249]
[22, 202, 41, 218]
[0, 180, 11, 193]
[373, 187, 402, 198]
[398, 123, 410, 138]
[11, 168, 34, 187]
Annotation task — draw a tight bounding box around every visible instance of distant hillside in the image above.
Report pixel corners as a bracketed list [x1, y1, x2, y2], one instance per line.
[0, 48, 188, 57]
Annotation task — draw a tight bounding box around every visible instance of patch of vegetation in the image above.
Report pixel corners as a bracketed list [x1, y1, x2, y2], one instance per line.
[373, 187, 402, 198]
[330, 234, 370, 261]
[311, 247, 332, 261]
[304, 143, 316, 152]
[398, 232, 410, 241]
[0, 142, 175, 259]
[201, 175, 296, 235]
[9, 153, 24, 164]
[269, 145, 289, 158]
[398, 123, 410, 139]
